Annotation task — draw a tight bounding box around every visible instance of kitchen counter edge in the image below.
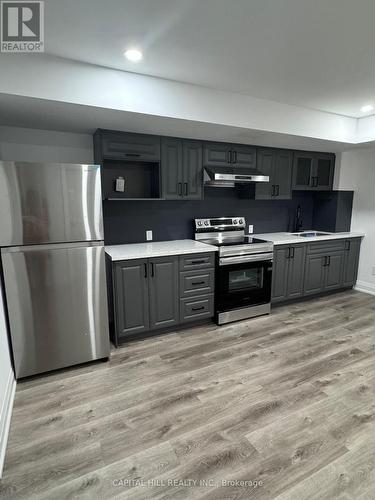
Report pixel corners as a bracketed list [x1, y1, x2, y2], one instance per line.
[105, 239, 218, 261]
[254, 232, 365, 246]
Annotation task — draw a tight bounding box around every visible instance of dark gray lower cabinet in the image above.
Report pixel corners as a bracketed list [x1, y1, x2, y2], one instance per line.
[272, 238, 362, 304]
[114, 259, 149, 338]
[343, 238, 361, 286]
[111, 253, 215, 343]
[304, 254, 326, 296]
[149, 257, 179, 330]
[272, 245, 306, 303]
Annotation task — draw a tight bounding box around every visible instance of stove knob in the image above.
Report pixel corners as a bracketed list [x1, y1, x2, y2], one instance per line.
[239, 219, 244, 225]
[204, 221, 209, 226]
[233, 220, 237, 224]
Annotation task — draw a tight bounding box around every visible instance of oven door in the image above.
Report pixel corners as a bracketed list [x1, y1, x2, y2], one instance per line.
[216, 258, 272, 312]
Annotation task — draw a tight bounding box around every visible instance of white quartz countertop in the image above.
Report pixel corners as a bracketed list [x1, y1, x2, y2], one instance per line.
[105, 239, 218, 261]
[254, 231, 365, 246]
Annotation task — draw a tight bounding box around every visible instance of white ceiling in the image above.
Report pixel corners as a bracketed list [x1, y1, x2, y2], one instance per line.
[43, 0, 375, 118]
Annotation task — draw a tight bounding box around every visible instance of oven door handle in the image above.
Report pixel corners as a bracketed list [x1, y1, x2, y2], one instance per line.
[219, 253, 274, 266]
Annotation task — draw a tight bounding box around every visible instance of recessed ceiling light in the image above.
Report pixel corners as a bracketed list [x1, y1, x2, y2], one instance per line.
[360, 104, 374, 113]
[124, 49, 143, 62]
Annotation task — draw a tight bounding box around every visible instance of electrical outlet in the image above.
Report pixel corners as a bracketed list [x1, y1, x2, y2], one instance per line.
[146, 230, 153, 241]
[248, 225, 254, 234]
[372, 266, 375, 276]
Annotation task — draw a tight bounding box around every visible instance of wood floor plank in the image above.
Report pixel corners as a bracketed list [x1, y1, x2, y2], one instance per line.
[1, 290, 375, 500]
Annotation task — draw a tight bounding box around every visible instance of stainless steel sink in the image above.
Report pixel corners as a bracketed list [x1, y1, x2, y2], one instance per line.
[290, 231, 332, 238]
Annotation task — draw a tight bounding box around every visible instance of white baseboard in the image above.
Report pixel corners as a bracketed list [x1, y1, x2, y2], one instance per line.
[354, 280, 375, 296]
[0, 371, 16, 478]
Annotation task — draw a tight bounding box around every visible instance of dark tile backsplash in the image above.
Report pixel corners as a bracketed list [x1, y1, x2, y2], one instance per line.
[103, 188, 316, 245]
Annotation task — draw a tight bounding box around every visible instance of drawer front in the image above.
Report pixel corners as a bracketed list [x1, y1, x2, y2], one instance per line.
[307, 239, 346, 255]
[180, 294, 214, 323]
[180, 268, 215, 297]
[102, 132, 160, 161]
[179, 253, 215, 271]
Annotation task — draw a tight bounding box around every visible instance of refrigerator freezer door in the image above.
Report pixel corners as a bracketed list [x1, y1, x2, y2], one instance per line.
[0, 162, 104, 246]
[2, 242, 110, 378]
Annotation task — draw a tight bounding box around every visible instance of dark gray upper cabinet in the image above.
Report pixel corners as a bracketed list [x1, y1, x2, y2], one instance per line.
[343, 238, 361, 287]
[203, 142, 231, 167]
[256, 149, 292, 200]
[161, 137, 183, 199]
[161, 138, 203, 200]
[292, 152, 335, 191]
[114, 259, 149, 338]
[149, 256, 179, 330]
[231, 145, 256, 168]
[272, 244, 306, 303]
[203, 142, 256, 168]
[95, 130, 160, 162]
[182, 140, 203, 200]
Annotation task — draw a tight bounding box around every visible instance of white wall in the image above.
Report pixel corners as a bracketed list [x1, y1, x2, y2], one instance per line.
[337, 148, 375, 294]
[0, 283, 15, 477]
[0, 126, 93, 163]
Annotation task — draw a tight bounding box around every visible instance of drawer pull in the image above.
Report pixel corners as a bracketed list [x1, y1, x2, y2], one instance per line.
[192, 281, 205, 286]
[192, 306, 205, 311]
[191, 259, 206, 264]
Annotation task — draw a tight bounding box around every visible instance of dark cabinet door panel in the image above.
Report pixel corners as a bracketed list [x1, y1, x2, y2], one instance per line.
[293, 152, 314, 190]
[287, 245, 306, 299]
[304, 254, 325, 296]
[183, 140, 203, 200]
[161, 138, 183, 199]
[232, 145, 256, 168]
[271, 246, 290, 303]
[101, 132, 160, 161]
[343, 239, 361, 287]
[274, 150, 293, 199]
[324, 252, 344, 291]
[203, 142, 230, 166]
[114, 259, 149, 338]
[255, 149, 274, 200]
[149, 257, 179, 330]
[314, 154, 335, 190]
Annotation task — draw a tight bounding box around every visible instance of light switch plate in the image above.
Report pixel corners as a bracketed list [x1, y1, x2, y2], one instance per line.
[146, 230, 153, 241]
[248, 225, 254, 234]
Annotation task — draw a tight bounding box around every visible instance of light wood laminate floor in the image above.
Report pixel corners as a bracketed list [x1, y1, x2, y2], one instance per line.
[1, 290, 375, 499]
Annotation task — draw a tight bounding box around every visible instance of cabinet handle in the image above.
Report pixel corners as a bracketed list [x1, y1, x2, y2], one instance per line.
[192, 306, 205, 311]
[192, 281, 205, 286]
[327, 256, 331, 266]
[191, 259, 205, 264]
[290, 247, 295, 259]
[287, 247, 291, 259]
[125, 153, 141, 157]
[178, 182, 182, 196]
[275, 185, 280, 196]
[345, 240, 351, 251]
[324, 256, 330, 266]
[233, 151, 237, 164]
[144, 263, 148, 278]
[314, 177, 319, 187]
[228, 150, 232, 164]
[150, 262, 155, 277]
[184, 182, 188, 196]
[271, 185, 275, 196]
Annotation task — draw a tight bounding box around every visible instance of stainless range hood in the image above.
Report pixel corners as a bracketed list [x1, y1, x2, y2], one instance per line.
[204, 166, 269, 187]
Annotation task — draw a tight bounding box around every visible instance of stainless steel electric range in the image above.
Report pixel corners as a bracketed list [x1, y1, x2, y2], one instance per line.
[194, 217, 274, 325]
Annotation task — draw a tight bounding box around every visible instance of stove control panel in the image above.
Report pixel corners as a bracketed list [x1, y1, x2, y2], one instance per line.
[195, 217, 246, 231]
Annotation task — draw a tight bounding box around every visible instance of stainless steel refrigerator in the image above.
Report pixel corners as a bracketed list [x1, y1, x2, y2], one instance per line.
[0, 161, 110, 378]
